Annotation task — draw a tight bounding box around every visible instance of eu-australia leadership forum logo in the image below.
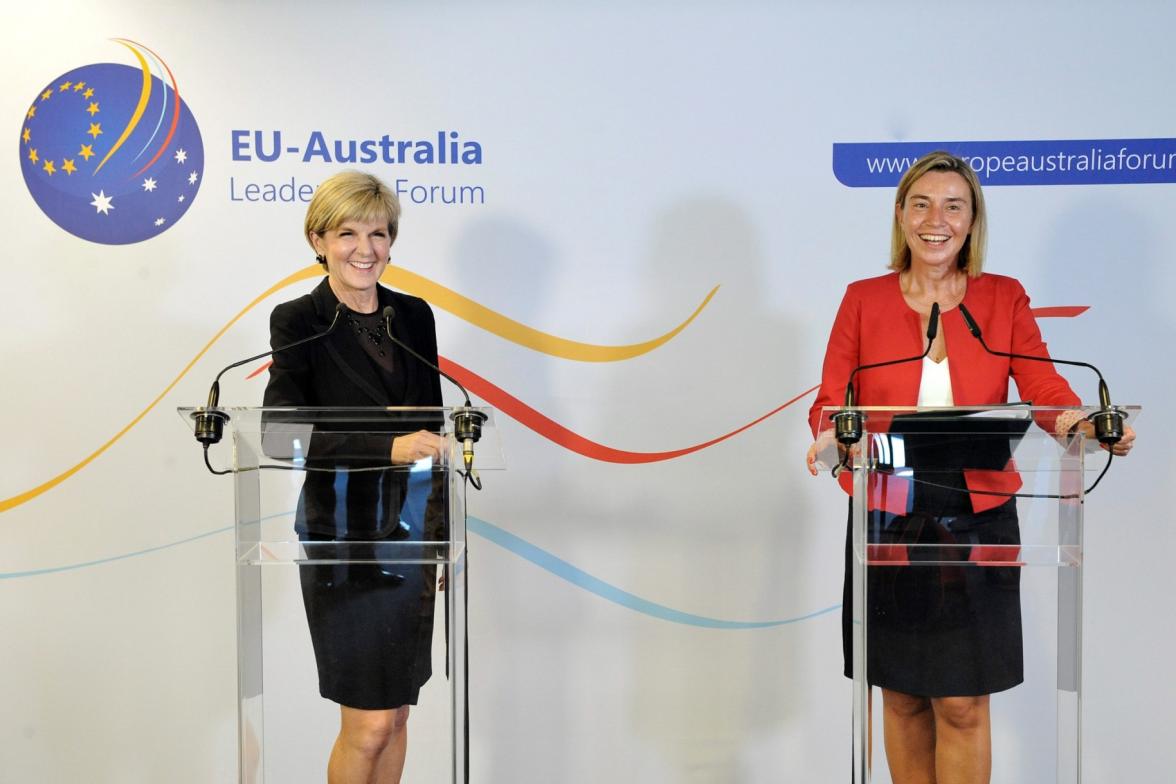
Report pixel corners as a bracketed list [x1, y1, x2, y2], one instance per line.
[19, 39, 203, 245]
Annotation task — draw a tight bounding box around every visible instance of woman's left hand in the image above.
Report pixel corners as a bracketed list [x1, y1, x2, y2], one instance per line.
[1078, 421, 1136, 456]
[391, 430, 445, 464]
[1106, 423, 1136, 457]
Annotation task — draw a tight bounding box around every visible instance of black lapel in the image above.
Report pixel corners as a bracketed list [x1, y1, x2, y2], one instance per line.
[378, 287, 426, 405]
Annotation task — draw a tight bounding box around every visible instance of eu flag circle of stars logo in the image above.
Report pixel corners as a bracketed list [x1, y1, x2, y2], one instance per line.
[19, 39, 203, 245]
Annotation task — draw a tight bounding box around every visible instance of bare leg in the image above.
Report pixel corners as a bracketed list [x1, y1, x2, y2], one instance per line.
[931, 695, 990, 784]
[327, 705, 409, 784]
[881, 688, 936, 784]
[373, 707, 410, 783]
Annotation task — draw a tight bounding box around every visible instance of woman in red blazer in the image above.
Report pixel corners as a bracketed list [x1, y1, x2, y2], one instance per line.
[805, 151, 1134, 784]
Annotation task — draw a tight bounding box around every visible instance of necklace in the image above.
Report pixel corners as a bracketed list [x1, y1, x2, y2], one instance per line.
[347, 313, 387, 357]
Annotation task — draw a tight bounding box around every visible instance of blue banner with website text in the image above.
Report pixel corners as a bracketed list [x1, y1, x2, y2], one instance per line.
[833, 138, 1176, 186]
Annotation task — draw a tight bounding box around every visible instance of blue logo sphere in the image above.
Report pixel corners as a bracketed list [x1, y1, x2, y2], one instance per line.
[19, 51, 204, 245]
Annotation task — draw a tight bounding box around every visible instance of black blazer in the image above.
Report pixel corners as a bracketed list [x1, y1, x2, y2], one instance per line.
[263, 277, 444, 538]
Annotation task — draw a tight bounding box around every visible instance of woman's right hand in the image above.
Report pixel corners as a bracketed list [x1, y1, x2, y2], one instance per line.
[806, 429, 840, 476]
[806, 430, 857, 476]
[805, 440, 822, 476]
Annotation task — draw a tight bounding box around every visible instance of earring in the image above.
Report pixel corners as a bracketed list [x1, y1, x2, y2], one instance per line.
[315, 254, 326, 264]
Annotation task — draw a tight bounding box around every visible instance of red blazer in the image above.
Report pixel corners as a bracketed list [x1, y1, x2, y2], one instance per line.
[808, 272, 1080, 514]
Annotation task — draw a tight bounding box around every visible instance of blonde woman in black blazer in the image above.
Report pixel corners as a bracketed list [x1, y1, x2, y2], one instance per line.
[263, 171, 444, 784]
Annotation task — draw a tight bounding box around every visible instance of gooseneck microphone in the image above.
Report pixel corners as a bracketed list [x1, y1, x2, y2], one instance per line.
[831, 302, 941, 447]
[382, 306, 487, 487]
[191, 302, 347, 447]
[956, 303, 1124, 445]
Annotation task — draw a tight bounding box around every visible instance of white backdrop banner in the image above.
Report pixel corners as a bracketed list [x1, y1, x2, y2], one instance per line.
[2, 2, 1173, 782]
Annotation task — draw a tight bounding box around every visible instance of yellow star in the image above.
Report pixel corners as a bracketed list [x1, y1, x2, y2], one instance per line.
[28, 148, 39, 164]
[26, 105, 36, 119]
[22, 128, 30, 144]
[62, 158, 77, 175]
[59, 81, 72, 92]
[78, 144, 95, 161]
[42, 159, 56, 175]
[73, 81, 86, 92]
[87, 123, 102, 139]
[41, 89, 52, 101]
[86, 102, 99, 116]
[83, 87, 94, 99]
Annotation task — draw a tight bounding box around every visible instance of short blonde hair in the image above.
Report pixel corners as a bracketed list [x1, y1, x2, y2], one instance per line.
[889, 150, 987, 277]
[304, 171, 401, 266]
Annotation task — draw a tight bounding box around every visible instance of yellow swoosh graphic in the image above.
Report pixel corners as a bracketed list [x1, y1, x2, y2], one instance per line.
[0, 264, 717, 513]
[0, 266, 319, 514]
[94, 39, 152, 174]
[383, 266, 720, 361]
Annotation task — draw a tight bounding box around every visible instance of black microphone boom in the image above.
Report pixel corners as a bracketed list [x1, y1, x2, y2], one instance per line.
[956, 303, 1124, 445]
[382, 306, 487, 481]
[831, 302, 940, 446]
[191, 302, 347, 446]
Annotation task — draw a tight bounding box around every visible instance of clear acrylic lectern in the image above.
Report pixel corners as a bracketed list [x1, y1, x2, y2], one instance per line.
[179, 406, 502, 784]
[814, 404, 1138, 784]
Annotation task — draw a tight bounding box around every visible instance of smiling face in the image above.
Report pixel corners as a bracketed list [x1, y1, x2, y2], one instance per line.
[895, 170, 975, 273]
[310, 217, 391, 310]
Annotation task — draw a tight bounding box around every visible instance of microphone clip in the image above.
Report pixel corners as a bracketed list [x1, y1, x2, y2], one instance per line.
[831, 409, 864, 447]
[1089, 407, 1126, 446]
[1089, 378, 1125, 445]
[831, 386, 864, 447]
[192, 408, 229, 446]
[192, 380, 230, 446]
[451, 407, 487, 447]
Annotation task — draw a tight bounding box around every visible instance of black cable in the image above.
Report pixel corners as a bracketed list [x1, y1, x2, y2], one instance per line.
[832, 448, 852, 479]
[460, 468, 482, 490]
[884, 449, 1114, 499]
[1081, 450, 1114, 495]
[202, 444, 231, 475]
[203, 446, 485, 482]
[202, 456, 439, 475]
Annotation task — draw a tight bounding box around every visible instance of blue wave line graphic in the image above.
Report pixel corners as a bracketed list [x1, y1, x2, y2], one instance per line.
[0, 509, 307, 580]
[0, 514, 840, 629]
[0, 524, 232, 580]
[467, 516, 839, 629]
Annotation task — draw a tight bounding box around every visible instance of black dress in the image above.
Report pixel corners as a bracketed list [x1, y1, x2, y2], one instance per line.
[263, 278, 445, 710]
[842, 477, 1024, 697]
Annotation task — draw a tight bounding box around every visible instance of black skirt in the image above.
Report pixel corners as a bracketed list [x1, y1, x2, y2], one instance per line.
[299, 531, 437, 710]
[841, 497, 1023, 697]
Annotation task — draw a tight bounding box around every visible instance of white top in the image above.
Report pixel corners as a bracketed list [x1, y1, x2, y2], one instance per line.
[917, 356, 954, 406]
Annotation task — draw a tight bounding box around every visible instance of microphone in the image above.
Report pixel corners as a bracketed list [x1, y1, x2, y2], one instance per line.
[191, 302, 347, 446]
[382, 306, 487, 482]
[957, 303, 1124, 445]
[831, 303, 940, 446]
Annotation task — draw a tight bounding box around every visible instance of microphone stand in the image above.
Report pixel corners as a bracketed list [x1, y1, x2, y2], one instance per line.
[832, 303, 942, 448]
[191, 302, 348, 457]
[957, 303, 1125, 445]
[381, 306, 487, 490]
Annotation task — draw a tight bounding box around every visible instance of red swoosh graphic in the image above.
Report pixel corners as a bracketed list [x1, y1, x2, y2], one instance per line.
[248, 356, 818, 462]
[1032, 306, 1089, 318]
[440, 358, 819, 463]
